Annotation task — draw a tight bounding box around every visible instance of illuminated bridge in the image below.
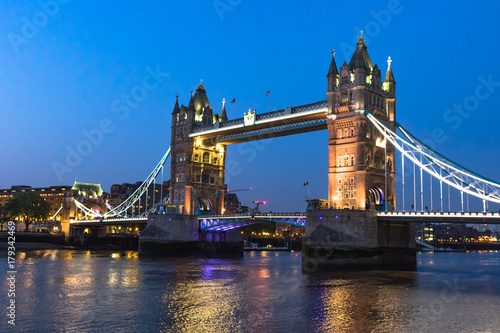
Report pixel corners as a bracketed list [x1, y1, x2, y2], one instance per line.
[70, 35, 500, 243]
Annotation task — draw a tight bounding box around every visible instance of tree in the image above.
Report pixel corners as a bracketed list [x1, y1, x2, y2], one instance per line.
[5, 192, 51, 232]
[0, 205, 10, 231]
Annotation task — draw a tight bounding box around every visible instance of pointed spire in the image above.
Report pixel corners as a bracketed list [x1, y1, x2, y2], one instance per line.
[384, 56, 395, 82]
[349, 30, 373, 70]
[172, 93, 180, 115]
[220, 98, 228, 122]
[327, 48, 338, 77]
[188, 89, 195, 111]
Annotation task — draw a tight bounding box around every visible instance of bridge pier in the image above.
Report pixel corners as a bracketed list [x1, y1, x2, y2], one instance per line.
[302, 209, 416, 272]
[139, 214, 243, 257]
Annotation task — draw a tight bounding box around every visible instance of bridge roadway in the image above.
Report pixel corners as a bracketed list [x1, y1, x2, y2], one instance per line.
[189, 100, 328, 144]
[377, 211, 500, 224]
[70, 211, 500, 229]
[70, 212, 307, 230]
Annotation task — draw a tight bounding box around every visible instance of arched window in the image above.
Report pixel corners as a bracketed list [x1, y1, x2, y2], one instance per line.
[202, 152, 210, 163]
[344, 156, 349, 166]
[193, 154, 199, 162]
[350, 155, 354, 166]
[213, 157, 218, 165]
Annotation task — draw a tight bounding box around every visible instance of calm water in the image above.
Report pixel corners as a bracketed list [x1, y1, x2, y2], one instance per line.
[2, 250, 500, 332]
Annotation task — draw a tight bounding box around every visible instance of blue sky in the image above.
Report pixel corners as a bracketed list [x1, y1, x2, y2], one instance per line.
[1, 0, 500, 212]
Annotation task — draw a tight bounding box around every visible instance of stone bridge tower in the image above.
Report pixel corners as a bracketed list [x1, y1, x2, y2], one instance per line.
[327, 34, 397, 211]
[170, 81, 227, 215]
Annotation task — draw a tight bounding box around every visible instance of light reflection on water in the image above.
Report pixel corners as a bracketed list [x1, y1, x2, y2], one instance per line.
[2, 250, 500, 332]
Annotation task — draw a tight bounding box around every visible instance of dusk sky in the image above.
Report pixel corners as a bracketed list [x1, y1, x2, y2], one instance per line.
[1, 1, 500, 212]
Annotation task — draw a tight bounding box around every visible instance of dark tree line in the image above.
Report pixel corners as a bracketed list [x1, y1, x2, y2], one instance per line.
[0, 192, 51, 232]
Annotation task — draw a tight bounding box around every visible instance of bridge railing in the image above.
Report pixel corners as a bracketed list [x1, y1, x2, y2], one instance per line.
[378, 211, 500, 217]
[200, 212, 306, 219]
[71, 216, 148, 223]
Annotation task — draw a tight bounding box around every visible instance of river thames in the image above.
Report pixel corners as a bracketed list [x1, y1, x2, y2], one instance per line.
[2, 250, 500, 332]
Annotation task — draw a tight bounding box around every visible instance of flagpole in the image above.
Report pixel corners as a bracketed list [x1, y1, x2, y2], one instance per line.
[268, 92, 270, 112]
[233, 101, 235, 119]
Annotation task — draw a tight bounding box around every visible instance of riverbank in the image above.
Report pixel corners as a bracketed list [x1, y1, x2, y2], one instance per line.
[0, 232, 137, 251]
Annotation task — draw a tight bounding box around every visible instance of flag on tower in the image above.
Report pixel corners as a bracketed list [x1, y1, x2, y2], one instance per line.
[231, 98, 235, 103]
[303, 182, 309, 186]
[266, 90, 270, 97]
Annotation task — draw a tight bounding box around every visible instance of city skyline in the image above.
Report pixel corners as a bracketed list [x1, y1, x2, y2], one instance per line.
[1, 1, 500, 212]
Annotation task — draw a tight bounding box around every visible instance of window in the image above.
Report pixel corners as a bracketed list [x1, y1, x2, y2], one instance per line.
[337, 157, 342, 167]
[350, 155, 354, 166]
[202, 152, 210, 163]
[337, 129, 342, 139]
[349, 92, 353, 101]
[344, 156, 349, 166]
[350, 177, 354, 184]
[338, 178, 342, 184]
[350, 128, 355, 137]
[213, 157, 218, 165]
[342, 93, 348, 103]
[193, 154, 199, 162]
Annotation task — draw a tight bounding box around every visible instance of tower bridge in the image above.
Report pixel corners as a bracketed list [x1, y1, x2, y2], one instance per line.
[70, 34, 500, 269]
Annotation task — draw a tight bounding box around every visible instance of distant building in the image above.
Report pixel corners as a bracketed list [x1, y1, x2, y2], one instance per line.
[416, 223, 480, 243]
[109, 181, 169, 215]
[307, 199, 329, 210]
[224, 192, 241, 214]
[0, 181, 107, 232]
[0, 184, 88, 221]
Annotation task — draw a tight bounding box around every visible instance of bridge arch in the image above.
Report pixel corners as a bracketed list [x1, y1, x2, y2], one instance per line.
[194, 197, 212, 214]
[368, 186, 384, 207]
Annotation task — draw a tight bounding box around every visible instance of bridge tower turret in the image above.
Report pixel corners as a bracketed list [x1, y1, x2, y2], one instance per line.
[170, 81, 227, 215]
[327, 33, 396, 211]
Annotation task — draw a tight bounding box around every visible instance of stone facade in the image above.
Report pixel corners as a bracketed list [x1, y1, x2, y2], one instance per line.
[303, 209, 416, 271]
[327, 34, 396, 211]
[170, 82, 228, 215]
[139, 214, 243, 256]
